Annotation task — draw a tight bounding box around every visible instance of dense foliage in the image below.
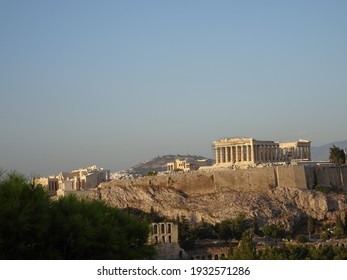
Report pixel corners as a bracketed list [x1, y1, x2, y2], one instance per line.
[329, 145, 346, 165]
[228, 231, 347, 260]
[0, 172, 154, 259]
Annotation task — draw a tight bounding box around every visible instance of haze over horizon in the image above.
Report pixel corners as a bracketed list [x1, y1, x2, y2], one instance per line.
[1, 1, 346, 176]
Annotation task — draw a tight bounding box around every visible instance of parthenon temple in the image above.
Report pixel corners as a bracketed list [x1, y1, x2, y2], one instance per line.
[213, 137, 311, 165]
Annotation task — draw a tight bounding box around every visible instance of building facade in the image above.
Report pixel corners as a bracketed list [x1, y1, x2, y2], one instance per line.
[213, 137, 311, 166]
[167, 159, 193, 172]
[148, 222, 187, 259]
[37, 165, 110, 196]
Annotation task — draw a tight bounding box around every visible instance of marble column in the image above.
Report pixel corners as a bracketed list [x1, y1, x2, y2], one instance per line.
[251, 145, 254, 163]
[231, 146, 234, 163]
[215, 147, 220, 164]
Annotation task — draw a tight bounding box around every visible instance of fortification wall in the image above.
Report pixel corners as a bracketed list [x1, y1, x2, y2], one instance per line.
[340, 166, 347, 193]
[315, 166, 342, 189]
[118, 165, 347, 195]
[168, 166, 347, 194]
[166, 172, 215, 194]
[276, 166, 297, 189]
[303, 166, 316, 189]
[213, 168, 276, 192]
[275, 166, 309, 190]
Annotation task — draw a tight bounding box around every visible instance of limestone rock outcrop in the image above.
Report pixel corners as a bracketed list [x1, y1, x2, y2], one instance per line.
[90, 168, 347, 230]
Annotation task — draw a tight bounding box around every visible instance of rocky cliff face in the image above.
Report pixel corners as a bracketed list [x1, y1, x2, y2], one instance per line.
[90, 170, 347, 231]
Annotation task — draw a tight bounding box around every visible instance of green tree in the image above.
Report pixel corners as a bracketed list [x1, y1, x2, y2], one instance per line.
[307, 216, 315, 239]
[0, 172, 154, 260]
[329, 145, 346, 165]
[0, 171, 51, 259]
[47, 195, 154, 259]
[217, 214, 249, 241]
[261, 224, 286, 238]
[295, 234, 308, 243]
[334, 214, 345, 238]
[230, 231, 257, 260]
[0, 168, 6, 179]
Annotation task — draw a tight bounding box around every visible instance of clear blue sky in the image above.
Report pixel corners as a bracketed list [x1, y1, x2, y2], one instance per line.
[1, 0, 346, 176]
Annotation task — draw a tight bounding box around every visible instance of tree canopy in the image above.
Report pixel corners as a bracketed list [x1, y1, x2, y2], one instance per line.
[0, 172, 154, 259]
[329, 145, 346, 165]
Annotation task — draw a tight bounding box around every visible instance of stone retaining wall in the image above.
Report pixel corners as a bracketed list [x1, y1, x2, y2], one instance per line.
[147, 166, 347, 195]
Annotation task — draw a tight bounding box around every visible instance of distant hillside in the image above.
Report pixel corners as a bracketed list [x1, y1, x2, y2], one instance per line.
[311, 140, 347, 161]
[125, 155, 213, 175]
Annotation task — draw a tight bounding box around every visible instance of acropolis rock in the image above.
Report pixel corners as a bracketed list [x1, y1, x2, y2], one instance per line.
[90, 165, 347, 230]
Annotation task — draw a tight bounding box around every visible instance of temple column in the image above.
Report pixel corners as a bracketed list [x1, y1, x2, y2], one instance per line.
[269, 145, 273, 161]
[275, 146, 279, 161]
[230, 146, 234, 163]
[260, 145, 263, 162]
[225, 146, 229, 163]
[300, 146, 303, 160]
[215, 147, 220, 164]
[242, 145, 245, 162]
[303, 146, 307, 159]
[251, 145, 254, 163]
[308, 146, 311, 160]
[261, 145, 265, 162]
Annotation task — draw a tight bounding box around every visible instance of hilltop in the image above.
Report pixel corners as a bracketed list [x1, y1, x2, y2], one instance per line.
[122, 154, 213, 175]
[94, 165, 347, 233]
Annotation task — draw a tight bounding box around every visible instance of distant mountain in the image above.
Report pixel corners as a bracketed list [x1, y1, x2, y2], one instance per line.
[124, 154, 213, 175]
[311, 140, 347, 161]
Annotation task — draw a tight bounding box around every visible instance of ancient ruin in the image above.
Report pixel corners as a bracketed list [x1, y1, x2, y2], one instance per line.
[213, 137, 311, 165]
[166, 159, 193, 172]
[37, 165, 110, 196]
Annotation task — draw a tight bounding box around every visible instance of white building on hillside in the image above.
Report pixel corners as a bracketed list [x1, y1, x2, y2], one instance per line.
[36, 165, 110, 196]
[167, 159, 193, 172]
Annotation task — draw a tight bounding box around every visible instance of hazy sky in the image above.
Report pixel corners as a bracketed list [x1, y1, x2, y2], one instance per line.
[1, 0, 346, 176]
